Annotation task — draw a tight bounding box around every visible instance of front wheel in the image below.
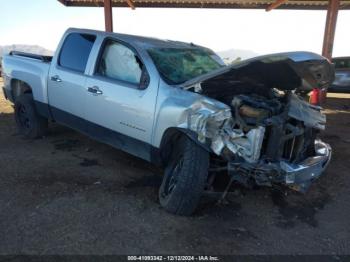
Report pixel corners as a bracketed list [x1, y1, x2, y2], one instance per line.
[159, 135, 209, 216]
[14, 94, 48, 139]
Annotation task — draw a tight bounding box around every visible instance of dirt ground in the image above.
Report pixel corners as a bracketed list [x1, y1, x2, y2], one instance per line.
[0, 77, 349, 255]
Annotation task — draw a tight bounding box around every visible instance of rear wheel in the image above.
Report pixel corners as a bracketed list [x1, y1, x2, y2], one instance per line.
[14, 94, 48, 139]
[159, 135, 209, 216]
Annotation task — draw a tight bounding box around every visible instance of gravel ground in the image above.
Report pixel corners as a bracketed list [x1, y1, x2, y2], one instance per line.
[0, 78, 349, 255]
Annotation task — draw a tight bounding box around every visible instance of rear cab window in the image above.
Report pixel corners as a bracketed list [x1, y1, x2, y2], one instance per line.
[59, 33, 96, 73]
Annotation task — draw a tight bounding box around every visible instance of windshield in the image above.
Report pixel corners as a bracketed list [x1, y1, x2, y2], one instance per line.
[148, 48, 224, 85]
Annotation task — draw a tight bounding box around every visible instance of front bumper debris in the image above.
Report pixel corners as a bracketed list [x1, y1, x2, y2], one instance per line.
[280, 140, 332, 192]
[227, 139, 331, 192]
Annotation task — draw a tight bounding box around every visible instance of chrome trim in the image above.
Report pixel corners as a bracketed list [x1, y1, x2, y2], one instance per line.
[280, 139, 332, 189]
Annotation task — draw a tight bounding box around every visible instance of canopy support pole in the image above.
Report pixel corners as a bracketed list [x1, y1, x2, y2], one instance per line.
[104, 0, 113, 32]
[322, 0, 339, 59]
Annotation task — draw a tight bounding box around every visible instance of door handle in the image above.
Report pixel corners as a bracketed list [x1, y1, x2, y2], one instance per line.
[87, 86, 103, 95]
[51, 75, 62, 82]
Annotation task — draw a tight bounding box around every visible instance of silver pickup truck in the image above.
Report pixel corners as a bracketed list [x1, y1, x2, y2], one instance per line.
[2, 28, 333, 215]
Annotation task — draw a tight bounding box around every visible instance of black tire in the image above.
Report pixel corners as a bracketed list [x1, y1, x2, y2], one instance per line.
[14, 94, 48, 139]
[159, 135, 209, 216]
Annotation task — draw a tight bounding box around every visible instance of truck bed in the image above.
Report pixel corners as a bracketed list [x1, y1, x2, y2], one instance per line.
[2, 51, 52, 104]
[9, 51, 53, 63]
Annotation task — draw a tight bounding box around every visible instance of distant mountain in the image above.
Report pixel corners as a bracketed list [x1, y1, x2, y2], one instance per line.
[217, 49, 259, 64]
[0, 45, 53, 59]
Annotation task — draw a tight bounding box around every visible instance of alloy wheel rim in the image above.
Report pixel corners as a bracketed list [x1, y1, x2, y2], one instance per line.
[17, 105, 31, 130]
[163, 156, 184, 197]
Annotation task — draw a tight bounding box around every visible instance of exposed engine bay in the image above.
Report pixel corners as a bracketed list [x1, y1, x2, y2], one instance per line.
[184, 55, 332, 192]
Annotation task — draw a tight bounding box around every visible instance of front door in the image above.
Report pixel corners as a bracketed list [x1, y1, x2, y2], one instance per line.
[84, 40, 158, 160]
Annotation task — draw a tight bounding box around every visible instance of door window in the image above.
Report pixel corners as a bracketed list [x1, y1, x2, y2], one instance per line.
[97, 41, 143, 85]
[59, 33, 96, 73]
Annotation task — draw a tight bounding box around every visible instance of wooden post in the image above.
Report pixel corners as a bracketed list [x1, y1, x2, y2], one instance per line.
[104, 0, 113, 32]
[265, 0, 288, 12]
[322, 0, 340, 59]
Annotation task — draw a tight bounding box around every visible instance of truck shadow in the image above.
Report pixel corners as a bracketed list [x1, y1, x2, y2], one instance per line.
[0, 111, 17, 136]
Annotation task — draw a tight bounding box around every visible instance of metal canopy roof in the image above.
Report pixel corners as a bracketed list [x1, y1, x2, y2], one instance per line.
[58, 0, 350, 10]
[57, 0, 344, 59]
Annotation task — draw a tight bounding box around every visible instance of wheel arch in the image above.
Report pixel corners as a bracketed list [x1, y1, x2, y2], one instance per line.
[11, 79, 32, 101]
[10, 79, 52, 120]
[154, 127, 211, 167]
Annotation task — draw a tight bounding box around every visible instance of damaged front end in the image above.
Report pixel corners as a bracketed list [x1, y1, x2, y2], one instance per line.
[183, 52, 333, 192]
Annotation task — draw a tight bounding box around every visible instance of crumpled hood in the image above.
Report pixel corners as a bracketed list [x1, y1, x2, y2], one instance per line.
[182, 51, 335, 91]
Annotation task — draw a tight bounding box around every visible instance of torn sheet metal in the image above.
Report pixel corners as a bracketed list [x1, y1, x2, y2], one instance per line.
[187, 99, 265, 163]
[288, 94, 326, 130]
[187, 102, 232, 143]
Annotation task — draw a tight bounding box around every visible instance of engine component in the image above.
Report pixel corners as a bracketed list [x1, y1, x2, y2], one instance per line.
[239, 104, 269, 119]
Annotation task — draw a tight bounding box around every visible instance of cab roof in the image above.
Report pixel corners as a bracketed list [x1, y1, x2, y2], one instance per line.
[67, 28, 204, 50]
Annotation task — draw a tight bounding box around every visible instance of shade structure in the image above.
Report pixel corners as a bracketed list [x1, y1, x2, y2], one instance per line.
[58, 0, 348, 59]
[58, 0, 350, 9]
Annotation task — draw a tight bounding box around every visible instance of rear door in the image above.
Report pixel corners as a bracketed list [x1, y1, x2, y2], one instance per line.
[84, 39, 159, 160]
[48, 33, 96, 132]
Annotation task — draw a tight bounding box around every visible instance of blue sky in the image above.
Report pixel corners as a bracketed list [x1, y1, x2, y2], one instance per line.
[1, 0, 349, 56]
